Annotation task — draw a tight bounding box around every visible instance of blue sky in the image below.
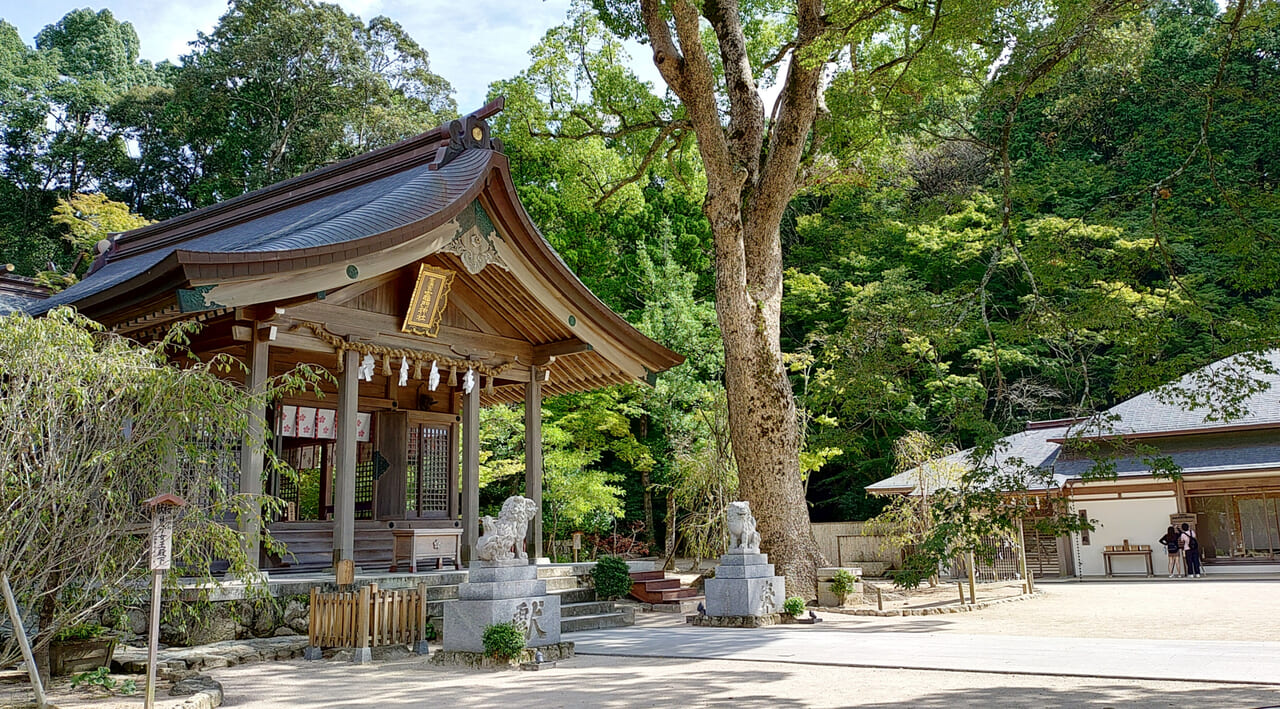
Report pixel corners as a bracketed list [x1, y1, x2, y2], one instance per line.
[2, 0, 665, 111]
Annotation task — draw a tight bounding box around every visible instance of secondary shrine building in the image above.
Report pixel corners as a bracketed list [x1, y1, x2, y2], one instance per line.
[31, 100, 683, 571]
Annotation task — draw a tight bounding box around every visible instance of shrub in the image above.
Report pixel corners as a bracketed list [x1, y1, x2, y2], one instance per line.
[54, 623, 107, 642]
[481, 622, 526, 662]
[591, 555, 634, 600]
[829, 569, 858, 598]
[891, 553, 936, 590]
[783, 597, 806, 616]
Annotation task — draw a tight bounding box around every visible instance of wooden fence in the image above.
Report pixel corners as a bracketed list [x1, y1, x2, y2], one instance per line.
[308, 583, 430, 660]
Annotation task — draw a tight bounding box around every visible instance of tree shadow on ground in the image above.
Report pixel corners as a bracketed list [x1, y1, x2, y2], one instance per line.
[853, 682, 1280, 709]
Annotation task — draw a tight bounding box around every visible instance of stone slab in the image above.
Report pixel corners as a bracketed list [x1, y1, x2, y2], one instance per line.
[467, 565, 539, 584]
[705, 575, 785, 618]
[713, 563, 775, 579]
[443, 595, 561, 653]
[469, 558, 531, 568]
[458, 579, 548, 600]
[718, 552, 769, 566]
[817, 566, 863, 579]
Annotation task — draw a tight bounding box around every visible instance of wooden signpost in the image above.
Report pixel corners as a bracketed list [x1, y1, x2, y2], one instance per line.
[143, 494, 186, 709]
[1, 573, 46, 708]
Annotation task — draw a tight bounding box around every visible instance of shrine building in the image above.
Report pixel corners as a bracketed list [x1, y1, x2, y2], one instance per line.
[29, 99, 683, 572]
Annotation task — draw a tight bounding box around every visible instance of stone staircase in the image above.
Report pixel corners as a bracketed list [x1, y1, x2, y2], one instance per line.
[628, 569, 703, 611]
[539, 564, 634, 633]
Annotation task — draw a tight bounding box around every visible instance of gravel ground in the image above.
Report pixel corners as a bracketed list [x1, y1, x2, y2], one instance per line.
[828, 578, 1280, 641]
[206, 654, 1280, 708]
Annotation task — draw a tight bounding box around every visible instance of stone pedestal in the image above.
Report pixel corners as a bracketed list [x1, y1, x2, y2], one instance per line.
[704, 552, 785, 618]
[442, 560, 561, 653]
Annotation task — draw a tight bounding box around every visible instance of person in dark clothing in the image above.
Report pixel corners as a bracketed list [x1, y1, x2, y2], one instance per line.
[1159, 525, 1185, 577]
[1181, 522, 1202, 578]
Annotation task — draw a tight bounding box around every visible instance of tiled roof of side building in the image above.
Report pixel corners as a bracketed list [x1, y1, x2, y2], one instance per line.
[1063, 350, 1280, 440]
[866, 422, 1073, 496]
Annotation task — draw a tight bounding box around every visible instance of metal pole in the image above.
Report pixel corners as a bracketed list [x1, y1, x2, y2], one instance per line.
[1, 573, 46, 709]
[145, 569, 163, 709]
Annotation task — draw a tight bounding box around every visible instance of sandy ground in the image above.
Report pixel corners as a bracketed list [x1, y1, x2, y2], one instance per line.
[207, 654, 1279, 708]
[6, 579, 1280, 707]
[828, 578, 1280, 641]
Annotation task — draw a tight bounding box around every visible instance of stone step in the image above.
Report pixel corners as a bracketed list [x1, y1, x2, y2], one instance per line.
[649, 596, 704, 613]
[639, 578, 680, 591]
[560, 612, 630, 634]
[548, 587, 595, 604]
[543, 576, 580, 592]
[560, 601, 616, 618]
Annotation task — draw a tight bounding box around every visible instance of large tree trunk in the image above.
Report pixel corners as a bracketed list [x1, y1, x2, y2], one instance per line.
[639, 0, 829, 598]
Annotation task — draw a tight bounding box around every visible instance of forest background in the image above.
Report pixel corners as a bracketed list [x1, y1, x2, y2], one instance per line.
[2, 0, 1277, 560]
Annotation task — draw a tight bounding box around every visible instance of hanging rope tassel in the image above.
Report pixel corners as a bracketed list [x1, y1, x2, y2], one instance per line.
[413, 358, 423, 380]
[448, 365, 458, 387]
[485, 375, 495, 395]
[381, 353, 392, 376]
[336, 349, 344, 372]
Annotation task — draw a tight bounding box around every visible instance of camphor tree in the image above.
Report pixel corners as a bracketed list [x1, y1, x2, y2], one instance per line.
[582, 0, 1146, 592]
[0, 308, 322, 680]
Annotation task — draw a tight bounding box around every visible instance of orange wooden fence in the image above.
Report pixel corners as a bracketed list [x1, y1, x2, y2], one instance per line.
[308, 583, 430, 657]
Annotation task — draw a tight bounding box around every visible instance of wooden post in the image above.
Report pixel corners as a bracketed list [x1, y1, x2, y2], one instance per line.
[967, 550, 977, 604]
[1016, 517, 1033, 595]
[333, 349, 359, 567]
[524, 365, 543, 561]
[353, 584, 372, 664]
[875, 586, 883, 612]
[142, 494, 185, 709]
[957, 581, 965, 605]
[1, 573, 45, 709]
[304, 588, 322, 660]
[415, 582, 429, 654]
[238, 326, 269, 572]
[461, 373, 480, 563]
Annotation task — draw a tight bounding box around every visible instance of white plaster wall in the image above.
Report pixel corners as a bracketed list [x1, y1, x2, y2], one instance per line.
[1070, 494, 1178, 576]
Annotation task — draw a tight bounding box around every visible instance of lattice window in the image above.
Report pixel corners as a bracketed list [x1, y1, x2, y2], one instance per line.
[354, 441, 375, 520]
[417, 425, 450, 515]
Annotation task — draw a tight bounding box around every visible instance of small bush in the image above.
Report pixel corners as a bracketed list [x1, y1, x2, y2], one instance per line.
[829, 569, 858, 597]
[783, 597, 806, 616]
[481, 622, 526, 662]
[891, 553, 936, 590]
[591, 555, 634, 600]
[54, 623, 107, 642]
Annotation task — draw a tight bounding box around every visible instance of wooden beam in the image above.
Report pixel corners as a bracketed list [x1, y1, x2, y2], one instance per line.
[288, 302, 534, 359]
[333, 349, 360, 567]
[533, 338, 591, 359]
[238, 326, 270, 572]
[462, 378, 480, 562]
[322, 269, 401, 306]
[525, 365, 543, 561]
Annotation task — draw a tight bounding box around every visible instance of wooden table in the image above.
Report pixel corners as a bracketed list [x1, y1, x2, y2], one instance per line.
[1103, 549, 1154, 577]
[389, 528, 462, 572]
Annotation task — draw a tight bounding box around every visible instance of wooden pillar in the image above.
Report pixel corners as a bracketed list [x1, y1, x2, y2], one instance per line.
[524, 365, 543, 561]
[238, 327, 269, 571]
[333, 349, 359, 567]
[461, 378, 480, 563]
[374, 411, 408, 520]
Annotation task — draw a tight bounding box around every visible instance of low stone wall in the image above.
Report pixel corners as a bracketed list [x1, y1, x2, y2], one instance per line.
[428, 641, 575, 669]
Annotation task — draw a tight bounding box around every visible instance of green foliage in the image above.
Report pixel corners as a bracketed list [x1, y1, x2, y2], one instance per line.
[70, 667, 136, 694]
[890, 554, 937, 591]
[829, 569, 859, 598]
[53, 623, 107, 642]
[590, 555, 634, 600]
[481, 622, 526, 661]
[783, 597, 806, 617]
[0, 308, 326, 668]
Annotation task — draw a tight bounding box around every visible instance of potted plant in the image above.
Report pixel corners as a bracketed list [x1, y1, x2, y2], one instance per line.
[50, 623, 118, 676]
[828, 569, 860, 607]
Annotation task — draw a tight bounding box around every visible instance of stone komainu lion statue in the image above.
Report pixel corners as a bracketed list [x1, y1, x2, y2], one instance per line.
[726, 501, 761, 553]
[476, 495, 539, 561]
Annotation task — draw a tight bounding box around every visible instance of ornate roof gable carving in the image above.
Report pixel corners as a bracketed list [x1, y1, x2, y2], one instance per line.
[441, 201, 508, 274]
